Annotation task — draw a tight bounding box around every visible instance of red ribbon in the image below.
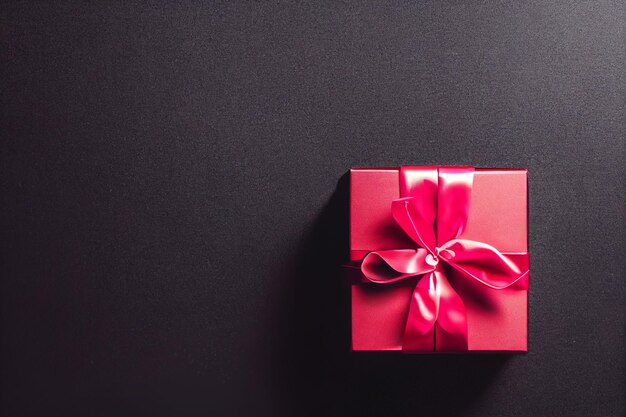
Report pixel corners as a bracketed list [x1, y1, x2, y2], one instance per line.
[359, 166, 529, 352]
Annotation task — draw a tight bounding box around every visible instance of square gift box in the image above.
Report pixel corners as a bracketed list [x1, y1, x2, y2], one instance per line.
[348, 166, 529, 352]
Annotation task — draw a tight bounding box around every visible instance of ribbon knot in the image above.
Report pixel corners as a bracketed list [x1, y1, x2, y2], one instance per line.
[425, 253, 439, 266]
[358, 166, 529, 352]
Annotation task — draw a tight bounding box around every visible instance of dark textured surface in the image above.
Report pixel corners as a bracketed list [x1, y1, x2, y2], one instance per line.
[1, 2, 624, 416]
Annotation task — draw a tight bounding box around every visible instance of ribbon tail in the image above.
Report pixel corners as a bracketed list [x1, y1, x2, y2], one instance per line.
[402, 270, 469, 352]
[434, 270, 468, 351]
[402, 272, 438, 352]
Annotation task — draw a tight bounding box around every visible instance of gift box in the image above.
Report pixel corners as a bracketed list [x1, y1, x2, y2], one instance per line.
[348, 166, 529, 352]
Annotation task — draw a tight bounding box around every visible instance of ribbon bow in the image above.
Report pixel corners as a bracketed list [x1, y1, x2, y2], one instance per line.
[359, 166, 529, 352]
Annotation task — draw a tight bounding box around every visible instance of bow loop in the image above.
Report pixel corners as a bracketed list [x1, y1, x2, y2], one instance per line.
[440, 239, 529, 289]
[391, 198, 437, 254]
[361, 248, 434, 283]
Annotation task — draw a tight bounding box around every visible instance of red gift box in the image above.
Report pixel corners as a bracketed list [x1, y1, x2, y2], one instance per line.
[348, 166, 529, 352]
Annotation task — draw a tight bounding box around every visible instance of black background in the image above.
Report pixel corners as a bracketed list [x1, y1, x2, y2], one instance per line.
[1, 2, 624, 417]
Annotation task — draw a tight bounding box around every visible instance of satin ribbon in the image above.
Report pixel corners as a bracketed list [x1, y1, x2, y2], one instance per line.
[359, 166, 529, 352]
